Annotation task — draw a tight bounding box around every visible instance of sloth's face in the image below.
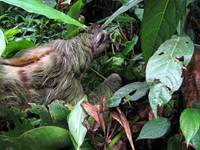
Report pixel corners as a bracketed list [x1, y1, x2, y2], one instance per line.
[88, 26, 108, 57]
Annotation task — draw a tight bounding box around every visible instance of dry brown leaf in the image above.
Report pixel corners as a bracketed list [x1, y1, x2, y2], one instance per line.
[82, 102, 100, 123]
[110, 108, 135, 150]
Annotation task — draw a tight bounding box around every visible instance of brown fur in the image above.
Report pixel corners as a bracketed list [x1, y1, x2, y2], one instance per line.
[0, 26, 107, 109]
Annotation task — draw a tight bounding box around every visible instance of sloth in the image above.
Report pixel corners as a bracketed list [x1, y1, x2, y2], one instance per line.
[0, 26, 108, 109]
[88, 73, 122, 104]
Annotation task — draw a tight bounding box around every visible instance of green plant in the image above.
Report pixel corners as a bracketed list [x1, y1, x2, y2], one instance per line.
[1, 0, 200, 149]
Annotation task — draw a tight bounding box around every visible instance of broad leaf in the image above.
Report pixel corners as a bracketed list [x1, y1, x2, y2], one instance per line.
[0, 29, 6, 55]
[43, 0, 56, 8]
[180, 108, 200, 145]
[49, 100, 70, 127]
[167, 135, 182, 150]
[0, 105, 33, 137]
[19, 126, 71, 150]
[102, 0, 142, 27]
[191, 129, 200, 150]
[68, 96, 87, 148]
[67, 0, 83, 19]
[149, 84, 171, 118]
[0, 0, 85, 28]
[137, 117, 170, 140]
[146, 36, 194, 92]
[107, 82, 149, 107]
[29, 103, 53, 126]
[66, 0, 84, 38]
[0, 126, 71, 150]
[2, 39, 35, 58]
[141, 0, 186, 62]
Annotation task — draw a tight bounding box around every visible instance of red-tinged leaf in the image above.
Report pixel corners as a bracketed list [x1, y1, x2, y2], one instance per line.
[111, 108, 135, 150]
[82, 102, 100, 123]
[83, 116, 90, 130]
[98, 104, 106, 134]
[117, 108, 135, 150]
[148, 111, 154, 120]
[90, 120, 100, 132]
[82, 102, 106, 134]
[110, 112, 122, 125]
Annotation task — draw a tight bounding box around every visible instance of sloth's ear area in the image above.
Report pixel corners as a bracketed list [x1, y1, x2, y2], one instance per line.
[96, 31, 107, 45]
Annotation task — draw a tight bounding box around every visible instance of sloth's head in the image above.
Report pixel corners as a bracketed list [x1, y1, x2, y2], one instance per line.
[104, 73, 122, 91]
[81, 25, 108, 57]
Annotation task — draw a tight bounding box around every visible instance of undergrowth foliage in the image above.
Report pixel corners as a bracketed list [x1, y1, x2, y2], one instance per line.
[0, 0, 200, 149]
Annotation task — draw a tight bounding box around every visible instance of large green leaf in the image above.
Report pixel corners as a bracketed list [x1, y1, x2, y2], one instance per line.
[68, 96, 87, 149]
[0, 29, 6, 55]
[180, 108, 200, 145]
[0, 126, 72, 150]
[29, 103, 53, 126]
[191, 129, 200, 150]
[65, 0, 84, 38]
[141, 0, 186, 62]
[167, 135, 182, 150]
[137, 117, 170, 140]
[146, 36, 194, 117]
[2, 39, 35, 58]
[67, 0, 83, 19]
[0, 0, 86, 28]
[146, 36, 194, 92]
[149, 84, 171, 118]
[102, 0, 142, 27]
[48, 100, 70, 127]
[107, 82, 149, 107]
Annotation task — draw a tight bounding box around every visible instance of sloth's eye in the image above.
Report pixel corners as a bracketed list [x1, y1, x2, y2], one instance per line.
[96, 33, 106, 45]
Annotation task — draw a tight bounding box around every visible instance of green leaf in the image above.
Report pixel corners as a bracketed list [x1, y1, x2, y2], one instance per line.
[107, 82, 149, 107]
[121, 35, 138, 56]
[146, 36, 194, 92]
[149, 84, 171, 118]
[2, 40, 35, 58]
[102, 0, 142, 27]
[43, 0, 56, 8]
[18, 126, 71, 150]
[0, 0, 86, 28]
[0, 29, 6, 55]
[0, 105, 33, 137]
[67, 0, 83, 19]
[180, 108, 200, 145]
[29, 103, 53, 126]
[5, 28, 22, 40]
[191, 129, 200, 150]
[137, 117, 170, 140]
[65, 0, 84, 38]
[134, 7, 144, 21]
[68, 96, 87, 148]
[167, 135, 182, 150]
[1, 126, 71, 150]
[141, 0, 186, 62]
[48, 100, 70, 127]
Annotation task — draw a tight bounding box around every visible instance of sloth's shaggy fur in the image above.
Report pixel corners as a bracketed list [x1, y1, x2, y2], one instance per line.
[0, 26, 107, 109]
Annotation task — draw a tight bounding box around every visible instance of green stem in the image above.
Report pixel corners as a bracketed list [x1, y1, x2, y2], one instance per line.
[107, 132, 123, 149]
[89, 67, 106, 80]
